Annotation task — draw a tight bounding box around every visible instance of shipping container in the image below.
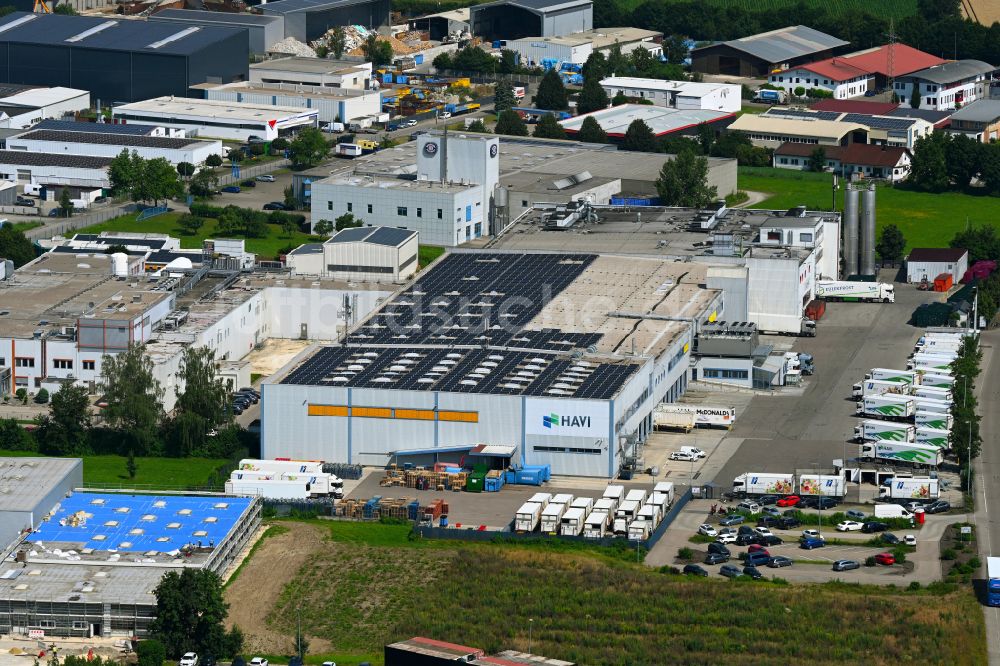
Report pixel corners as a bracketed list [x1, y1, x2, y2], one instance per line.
[515, 501, 543, 532]
[570, 496, 594, 513]
[933, 273, 953, 292]
[559, 507, 586, 536]
[804, 298, 826, 320]
[540, 502, 568, 533]
[583, 509, 609, 538]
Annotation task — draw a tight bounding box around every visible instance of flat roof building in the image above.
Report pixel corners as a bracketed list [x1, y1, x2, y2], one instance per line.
[261, 0, 391, 42]
[0, 86, 89, 129]
[728, 113, 869, 149]
[505, 27, 661, 66]
[194, 81, 382, 125]
[692, 25, 848, 77]
[471, 0, 592, 42]
[761, 106, 932, 149]
[0, 12, 248, 103]
[773, 142, 912, 182]
[560, 103, 736, 139]
[112, 97, 319, 142]
[31, 119, 165, 137]
[0, 457, 82, 555]
[287, 226, 419, 281]
[599, 77, 741, 113]
[6, 129, 222, 165]
[250, 57, 373, 90]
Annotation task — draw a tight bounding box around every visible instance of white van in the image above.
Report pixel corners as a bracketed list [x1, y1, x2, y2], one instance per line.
[679, 446, 706, 459]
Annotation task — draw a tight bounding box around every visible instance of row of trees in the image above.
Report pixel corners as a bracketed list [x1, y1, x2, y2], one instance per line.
[909, 132, 1000, 195]
[108, 150, 184, 206]
[950, 335, 982, 490]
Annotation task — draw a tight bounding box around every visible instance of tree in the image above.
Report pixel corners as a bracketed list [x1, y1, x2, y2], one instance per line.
[808, 147, 827, 172]
[793, 86, 806, 97]
[532, 113, 566, 140]
[533, 69, 568, 110]
[661, 34, 688, 64]
[576, 115, 608, 144]
[581, 51, 608, 84]
[0, 417, 35, 451]
[100, 344, 164, 456]
[876, 224, 906, 264]
[493, 81, 516, 113]
[909, 132, 949, 192]
[165, 346, 229, 458]
[361, 34, 393, 67]
[622, 119, 657, 152]
[36, 382, 91, 456]
[109, 149, 141, 199]
[576, 77, 610, 115]
[945, 133, 982, 188]
[494, 109, 528, 136]
[283, 185, 297, 210]
[951, 225, 1000, 263]
[15, 388, 26, 404]
[34, 388, 49, 404]
[189, 169, 219, 198]
[126, 450, 138, 479]
[178, 214, 204, 236]
[282, 220, 297, 237]
[143, 158, 184, 206]
[53, 3, 77, 13]
[433, 52, 453, 71]
[498, 49, 519, 74]
[329, 26, 346, 59]
[0, 224, 34, 266]
[205, 154, 223, 168]
[313, 219, 334, 236]
[452, 46, 497, 72]
[150, 568, 243, 659]
[465, 119, 489, 133]
[176, 162, 195, 178]
[910, 84, 921, 108]
[271, 137, 289, 151]
[288, 127, 329, 168]
[656, 150, 718, 208]
[58, 187, 74, 217]
[606, 44, 628, 78]
[136, 640, 166, 666]
[335, 212, 363, 231]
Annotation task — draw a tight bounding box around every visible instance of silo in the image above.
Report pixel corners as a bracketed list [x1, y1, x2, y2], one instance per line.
[843, 186, 860, 277]
[860, 185, 877, 276]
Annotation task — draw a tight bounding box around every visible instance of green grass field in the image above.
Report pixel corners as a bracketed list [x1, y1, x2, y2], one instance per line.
[11, 221, 42, 233]
[739, 167, 1000, 251]
[0, 449, 229, 489]
[252, 520, 985, 665]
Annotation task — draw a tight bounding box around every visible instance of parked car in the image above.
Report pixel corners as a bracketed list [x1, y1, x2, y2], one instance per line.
[15, 196, 34, 206]
[862, 521, 889, 533]
[801, 529, 823, 540]
[670, 451, 697, 461]
[757, 495, 779, 506]
[760, 535, 784, 546]
[737, 525, 755, 536]
[263, 202, 288, 210]
[247, 135, 266, 143]
[719, 564, 743, 578]
[747, 544, 770, 556]
[874, 552, 896, 566]
[836, 520, 864, 532]
[256, 175, 276, 182]
[719, 514, 744, 526]
[925, 500, 951, 514]
[777, 495, 801, 507]
[801, 496, 839, 510]
[403, 119, 418, 127]
[757, 516, 782, 528]
[742, 565, 763, 579]
[800, 537, 825, 550]
[235, 389, 259, 404]
[239, 387, 260, 399]
[832, 559, 860, 572]
[767, 556, 793, 568]
[240, 179, 257, 188]
[904, 534, 917, 547]
[846, 509, 867, 520]
[718, 527, 737, 538]
[250, 659, 269, 666]
[736, 533, 767, 547]
[778, 516, 801, 530]
[742, 550, 772, 567]
[698, 523, 717, 537]
[221, 185, 241, 193]
[903, 501, 924, 513]
[180, 654, 198, 666]
[683, 563, 708, 577]
[761, 506, 781, 517]
[716, 533, 737, 544]
[880, 533, 900, 545]
[439, 111, 453, 120]
[707, 542, 730, 556]
[753, 526, 774, 538]
[704, 552, 729, 565]
[737, 501, 761, 514]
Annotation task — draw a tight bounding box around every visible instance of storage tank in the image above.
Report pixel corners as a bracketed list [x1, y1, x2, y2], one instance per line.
[859, 186, 876, 276]
[843, 187, 859, 277]
[110, 252, 129, 277]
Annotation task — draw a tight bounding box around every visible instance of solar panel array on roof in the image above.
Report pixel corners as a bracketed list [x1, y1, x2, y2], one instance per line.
[346, 252, 601, 349]
[366, 227, 417, 247]
[841, 113, 917, 131]
[763, 108, 840, 121]
[32, 119, 160, 135]
[16, 130, 202, 149]
[70, 234, 168, 249]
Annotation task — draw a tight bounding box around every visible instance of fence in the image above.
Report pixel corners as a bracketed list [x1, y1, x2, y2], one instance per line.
[24, 203, 137, 240]
[216, 159, 291, 186]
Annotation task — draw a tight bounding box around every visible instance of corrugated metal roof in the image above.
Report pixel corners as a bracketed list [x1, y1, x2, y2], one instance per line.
[0, 11, 244, 55]
[471, 0, 591, 13]
[907, 248, 968, 262]
[14, 129, 207, 149]
[32, 119, 160, 135]
[947, 99, 1000, 123]
[905, 59, 996, 84]
[729, 113, 866, 140]
[150, 9, 283, 26]
[698, 25, 848, 64]
[261, 0, 379, 15]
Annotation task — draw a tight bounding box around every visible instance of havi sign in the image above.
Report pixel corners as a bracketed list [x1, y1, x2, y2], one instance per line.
[526, 398, 609, 438]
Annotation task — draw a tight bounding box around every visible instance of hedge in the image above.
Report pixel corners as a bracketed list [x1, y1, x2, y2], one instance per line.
[188, 203, 305, 226]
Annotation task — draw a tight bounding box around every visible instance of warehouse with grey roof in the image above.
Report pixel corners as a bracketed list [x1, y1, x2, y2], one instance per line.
[262, 0, 391, 42]
[470, 0, 593, 41]
[692, 25, 848, 77]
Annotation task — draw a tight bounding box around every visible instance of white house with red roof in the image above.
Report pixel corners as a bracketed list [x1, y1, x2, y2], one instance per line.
[768, 57, 873, 99]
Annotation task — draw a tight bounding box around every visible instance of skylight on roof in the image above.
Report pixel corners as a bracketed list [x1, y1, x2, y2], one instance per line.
[66, 21, 117, 43]
[147, 26, 201, 49]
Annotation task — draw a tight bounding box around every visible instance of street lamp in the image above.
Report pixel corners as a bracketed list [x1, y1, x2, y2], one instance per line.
[528, 618, 534, 654]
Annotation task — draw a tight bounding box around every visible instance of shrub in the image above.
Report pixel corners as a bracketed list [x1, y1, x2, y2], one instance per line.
[268, 210, 307, 226]
[34, 388, 49, 404]
[941, 548, 957, 560]
[678, 547, 694, 561]
[969, 556, 982, 570]
[907, 581, 921, 592]
[891, 548, 907, 564]
[865, 556, 876, 567]
[793, 86, 806, 97]
[15, 388, 26, 404]
[205, 154, 223, 168]
[189, 202, 225, 218]
[136, 640, 165, 666]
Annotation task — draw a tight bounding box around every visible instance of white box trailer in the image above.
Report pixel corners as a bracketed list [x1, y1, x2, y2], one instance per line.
[613, 499, 641, 536]
[551, 493, 574, 506]
[908, 354, 955, 371]
[570, 497, 594, 513]
[583, 509, 610, 538]
[529, 492, 552, 509]
[798, 473, 846, 497]
[602, 485, 625, 509]
[860, 441, 943, 466]
[593, 497, 617, 514]
[815, 280, 894, 302]
[653, 405, 696, 431]
[225, 478, 310, 499]
[732, 472, 795, 495]
[515, 501, 544, 532]
[625, 489, 648, 505]
[915, 427, 950, 449]
[540, 502, 568, 533]
[915, 411, 953, 430]
[919, 374, 954, 389]
[654, 404, 737, 429]
[854, 420, 915, 442]
[865, 368, 917, 384]
[879, 477, 940, 501]
[913, 396, 952, 413]
[559, 507, 587, 536]
[628, 519, 651, 541]
[239, 458, 324, 474]
[646, 491, 669, 516]
[638, 503, 661, 528]
[915, 339, 962, 353]
[852, 379, 910, 398]
[913, 386, 953, 402]
[653, 481, 675, 506]
[856, 394, 914, 419]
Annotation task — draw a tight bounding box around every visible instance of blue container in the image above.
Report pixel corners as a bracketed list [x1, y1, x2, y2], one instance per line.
[407, 500, 421, 520]
[382, 73, 392, 83]
[363, 495, 383, 519]
[485, 476, 505, 492]
[396, 75, 408, 84]
[440, 515, 449, 527]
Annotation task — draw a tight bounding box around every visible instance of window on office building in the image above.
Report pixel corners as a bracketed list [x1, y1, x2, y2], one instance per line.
[327, 201, 333, 210]
[416, 207, 422, 218]
[83, 360, 95, 371]
[53, 359, 73, 370]
[347, 202, 353, 212]
[397, 206, 407, 216]
[437, 209, 443, 219]
[15, 357, 34, 368]
[367, 204, 373, 214]
[703, 368, 748, 380]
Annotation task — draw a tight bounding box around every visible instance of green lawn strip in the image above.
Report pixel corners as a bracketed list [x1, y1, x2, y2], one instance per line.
[418, 245, 445, 268]
[12, 221, 42, 232]
[0, 451, 230, 489]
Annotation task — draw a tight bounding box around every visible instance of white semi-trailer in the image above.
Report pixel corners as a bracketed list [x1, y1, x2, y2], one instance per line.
[732, 472, 795, 495]
[852, 379, 910, 398]
[856, 394, 914, 419]
[865, 368, 917, 384]
[915, 411, 953, 430]
[815, 280, 894, 303]
[913, 396, 952, 413]
[559, 507, 587, 536]
[860, 441, 943, 466]
[915, 427, 951, 449]
[913, 386, 953, 402]
[798, 472, 846, 497]
[919, 373, 955, 389]
[583, 509, 610, 538]
[878, 476, 940, 501]
[515, 501, 544, 532]
[854, 420, 915, 442]
[540, 502, 568, 533]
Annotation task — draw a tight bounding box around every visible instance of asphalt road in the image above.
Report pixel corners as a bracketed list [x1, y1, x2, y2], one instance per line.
[973, 330, 1000, 664]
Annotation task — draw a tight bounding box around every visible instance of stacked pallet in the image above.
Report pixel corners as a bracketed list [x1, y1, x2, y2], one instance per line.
[335, 496, 416, 520]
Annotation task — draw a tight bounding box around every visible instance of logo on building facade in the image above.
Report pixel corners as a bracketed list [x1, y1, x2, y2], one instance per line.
[543, 412, 591, 429]
[424, 141, 438, 155]
[489, 144, 498, 158]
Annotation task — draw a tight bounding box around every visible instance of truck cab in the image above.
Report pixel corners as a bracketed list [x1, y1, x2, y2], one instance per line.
[988, 557, 1000, 606]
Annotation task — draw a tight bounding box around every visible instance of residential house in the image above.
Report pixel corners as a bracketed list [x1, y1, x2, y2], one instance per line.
[772, 142, 911, 182]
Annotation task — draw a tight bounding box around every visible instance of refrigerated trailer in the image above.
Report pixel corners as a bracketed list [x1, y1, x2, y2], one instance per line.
[915, 411, 954, 430]
[918, 373, 955, 389]
[602, 485, 625, 510]
[908, 354, 955, 371]
[856, 394, 914, 419]
[583, 509, 610, 538]
[913, 386, 953, 402]
[653, 481, 675, 506]
[628, 519, 651, 541]
[915, 427, 951, 448]
[732, 472, 795, 495]
[878, 476, 939, 501]
[540, 502, 568, 533]
[613, 500, 641, 535]
[860, 441, 943, 466]
[865, 368, 917, 384]
[798, 473, 846, 497]
[654, 404, 737, 429]
[570, 496, 594, 514]
[913, 396, 952, 413]
[560, 507, 587, 536]
[852, 379, 910, 398]
[225, 478, 310, 499]
[816, 280, 894, 302]
[515, 502, 544, 532]
[854, 420, 915, 442]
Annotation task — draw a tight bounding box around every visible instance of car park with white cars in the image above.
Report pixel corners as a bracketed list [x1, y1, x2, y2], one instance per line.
[836, 520, 864, 532]
[699, 523, 717, 537]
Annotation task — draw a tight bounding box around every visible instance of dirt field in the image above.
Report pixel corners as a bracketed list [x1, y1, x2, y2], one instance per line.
[224, 522, 331, 654]
[964, 0, 1000, 24]
[246, 339, 314, 377]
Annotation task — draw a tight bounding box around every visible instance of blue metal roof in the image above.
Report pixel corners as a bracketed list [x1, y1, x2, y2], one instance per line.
[262, 0, 379, 15]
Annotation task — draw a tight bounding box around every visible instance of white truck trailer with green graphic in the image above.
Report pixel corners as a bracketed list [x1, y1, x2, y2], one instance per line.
[865, 368, 917, 384]
[854, 420, 915, 442]
[860, 441, 943, 466]
[915, 411, 954, 430]
[856, 394, 914, 419]
[915, 427, 951, 448]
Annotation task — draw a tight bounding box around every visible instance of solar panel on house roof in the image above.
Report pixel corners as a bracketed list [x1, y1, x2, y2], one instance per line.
[841, 113, 916, 130]
[763, 108, 840, 121]
[32, 119, 159, 135]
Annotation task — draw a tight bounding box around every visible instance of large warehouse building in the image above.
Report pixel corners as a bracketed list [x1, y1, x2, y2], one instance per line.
[263, 251, 724, 478]
[470, 0, 592, 41]
[262, 0, 391, 42]
[0, 457, 81, 554]
[691, 25, 848, 77]
[0, 12, 248, 103]
[149, 9, 286, 57]
[6, 130, 222, 166]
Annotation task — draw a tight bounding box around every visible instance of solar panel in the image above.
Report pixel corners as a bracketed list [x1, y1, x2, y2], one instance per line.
[763, 108, 840, 121]
[842, 113, 916, 131]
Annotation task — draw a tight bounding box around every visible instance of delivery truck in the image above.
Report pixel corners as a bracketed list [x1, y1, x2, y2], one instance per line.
[854, 420, 915, 442]
[856, 394, 914, 419]
[798, 473, 846, 497]
[873, 504, 913, 519]
[732, 472, 795, 496]
[654, 403, 737, 429]
[915, 410, 953, 430]
[515, 501, 544, 532]
[754, 88, 787, 104]
[878, 476, 939, 501]
[915, 427, 950, 448]
[865, 368, 917, 384]
[913, 386, 953, 402]
[815, 280, 895, 303]
[913, 396, 952, 413]
[987, 558, 1000, 606]
[540, 502, 568, 533]
[918, 373, 954, 389]
[653, 481, 675, 506]
[559, 507, 587, 536]
[583, 509, 610, 539]
[852, 379, 910, 398]
[860, 441, 943, 466]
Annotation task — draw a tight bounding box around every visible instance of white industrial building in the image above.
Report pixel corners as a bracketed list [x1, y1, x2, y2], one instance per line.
[196, 81, 382, 124]
[250, 57, 374, 89]
[504, 27, 661, 66]
[905, 247, 969, 285]
[0, 457, 82, 554]
[286, 226, 419, 281]
[6, 130, 222, 166]
[263, 251, 724, 477]
[761, 107, 932, 150]
[599, 77, 741, 113]
[311, 132, 499, 246]
[0, 86, 89, 129]
[0, 152, 112, 188]
[893, 60, 996, 111]
[111, 97, 319, 142]
[560, 104, 735, 140]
